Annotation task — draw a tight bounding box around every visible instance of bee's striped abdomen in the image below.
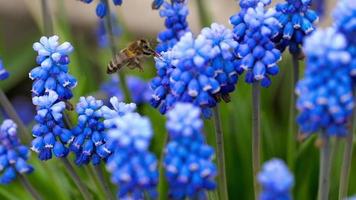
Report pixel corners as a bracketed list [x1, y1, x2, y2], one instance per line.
[107, 53, 128, 74]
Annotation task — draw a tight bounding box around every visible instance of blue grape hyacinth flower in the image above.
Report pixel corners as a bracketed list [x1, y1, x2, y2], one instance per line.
[296, 28, 353, 137]
[81, 0, 123, 18]
[164, 103, 216, 199]
[156, 0, 190, 52]
[273, 0, 319, 55]
[31, 90, 74, 160]
[258, 159, 294, 200]
[151, 25, 240, 117]
[333, 0, 356, 79]
[0, 120, 33, 184]
[231, 1, 282, 87]
[0, 59, 9, 80]
[70, 96, 108, 166]
[106, 112, 158, 199]
[30, 36, 77, 101]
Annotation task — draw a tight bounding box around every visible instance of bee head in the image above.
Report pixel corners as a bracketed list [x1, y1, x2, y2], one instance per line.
[139, 39, 161, 57]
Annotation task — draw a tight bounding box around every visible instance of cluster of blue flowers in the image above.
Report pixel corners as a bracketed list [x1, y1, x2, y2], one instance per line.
[273, 0, 318, 54]
[258, 159, 294, 200]
[31, 91, 74, 160]
[30, 36, 76, 160]
[151, 23, 240, 117]
[296, 28, 353, 136]
[333, 0, 356, 79]
[0, 59, 9, 80]
[164, 103, 216, 199]
[155, 0, 190, 53]
[70, 96, 108, 166]
[105, 111, 158, 199]
[0, 120, 33, 184]
[31, 36, 77, 101]
[230, 0, 281, 87]
[100, 76, 152, 105]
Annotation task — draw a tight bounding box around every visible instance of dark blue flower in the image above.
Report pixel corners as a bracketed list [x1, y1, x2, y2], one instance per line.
[30, 36, 77, 101]
[273, 0, 319, 54]
[80, 0, 123, 18]
[164, 103, 216, 199]
[296, 28, 353, 137]
[0, 59, 9, 81]
[311, 0, 325, 19]
[258, 159, 294, 200]
[0, 120, 33, 184]
[70, 96, 109, 166]
[156, 0, 190, 52]
[106, 112, 158, 199]
[31, 90, 73, 160]
[231, 1, 281, 87]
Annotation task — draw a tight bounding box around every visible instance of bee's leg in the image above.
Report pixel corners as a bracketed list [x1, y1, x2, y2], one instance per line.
[133, 58, 144, 71]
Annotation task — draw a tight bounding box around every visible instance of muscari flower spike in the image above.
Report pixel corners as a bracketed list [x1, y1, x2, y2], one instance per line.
[156, 0, 190, 53]
[296, 27, 353, 137]
[30, 35, 77, 101]
[164, 103, 216, 199]
[258, 159, 294, 200]
[0, 120, 33, 184]
[31, 90, 74, 160]
[333, 0, 356, 80]
[151, 23, 240, 117]
[0, 59, 9, 80]
[231, 0, 282, 87]
[70, 96, 108, 166]
[273, 0, 319, 55]
[106, 112, 158, 199]
[81, 0, 123, 18]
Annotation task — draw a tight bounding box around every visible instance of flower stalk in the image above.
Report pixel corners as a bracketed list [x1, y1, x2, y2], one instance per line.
[338, 95, 356, 199]
[317, 134, 331, 200]
[287, 54, 299, 169]
[252, 82, 261, 199]
[102, 0, 132, 103]
[19, 175, 43, 200]
[62, 158, 92, 200]
[0, 89, 31, 143]
[94, 165, 115, 200]
[212, 106, 229, 200]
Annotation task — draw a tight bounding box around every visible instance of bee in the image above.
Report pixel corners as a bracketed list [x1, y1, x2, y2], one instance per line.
[107, 39, 161, 74]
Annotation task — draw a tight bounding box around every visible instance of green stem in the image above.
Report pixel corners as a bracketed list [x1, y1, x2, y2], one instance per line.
[338, 105, 355, 199]
[252, 82, 261, 199]
[102, 0, 132, 103]
[196, 0, 212, 27]
[61, 158, 92, 200]
[287, 54, 299, 169]
[19, 175, 43, 200]
[41, 0, 53, 35]
[158, 133, 169, 200]
[212, 106, 228, 200]
[318, 134, 331, 200]
[94, 165, 115, 200]
[0, 89, 31, 143]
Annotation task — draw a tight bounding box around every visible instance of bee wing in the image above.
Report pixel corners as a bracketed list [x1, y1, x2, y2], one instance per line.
[107, 53, 129, 74]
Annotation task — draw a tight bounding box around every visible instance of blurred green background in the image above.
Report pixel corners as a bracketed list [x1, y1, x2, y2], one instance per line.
[0, 0, 354, 199]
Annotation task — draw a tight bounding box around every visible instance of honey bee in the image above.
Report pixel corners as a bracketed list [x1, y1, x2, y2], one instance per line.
[107, 39, 161, 74]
